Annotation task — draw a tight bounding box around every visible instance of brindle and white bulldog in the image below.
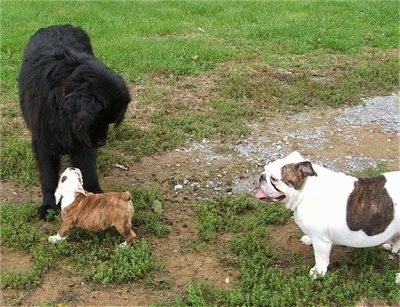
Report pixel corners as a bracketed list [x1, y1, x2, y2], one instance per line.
[256, 151, 400, 282]
[49, 167, 136, 247]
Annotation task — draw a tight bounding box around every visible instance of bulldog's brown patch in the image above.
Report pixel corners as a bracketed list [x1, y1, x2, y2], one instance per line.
[61, 175, 67, 183]
[59, 191, 136, 245]
[281, 161, 318, 190]
[346, 176, 394, 236]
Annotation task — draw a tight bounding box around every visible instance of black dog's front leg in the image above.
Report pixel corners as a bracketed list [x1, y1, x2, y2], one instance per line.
[71, 147, 102, 193]
[32, 140, 61, 219]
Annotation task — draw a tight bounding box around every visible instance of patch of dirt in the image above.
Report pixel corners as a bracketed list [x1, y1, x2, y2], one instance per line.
[1, 93, 399, 306]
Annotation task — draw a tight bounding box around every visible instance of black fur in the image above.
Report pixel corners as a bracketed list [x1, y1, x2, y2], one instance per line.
[18, 24, 131, 219]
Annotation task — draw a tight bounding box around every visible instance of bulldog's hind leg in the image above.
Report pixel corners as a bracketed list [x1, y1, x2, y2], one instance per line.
[300, 235, 312, 245]
[391, 237, 400, 254]
[383, 236, 400, 254]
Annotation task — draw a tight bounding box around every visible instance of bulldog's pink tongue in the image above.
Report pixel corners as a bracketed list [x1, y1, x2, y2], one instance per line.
[255, 190, 268, 200]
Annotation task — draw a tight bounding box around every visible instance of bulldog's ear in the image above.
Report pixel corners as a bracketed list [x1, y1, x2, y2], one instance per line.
[296, 161, 317, 178]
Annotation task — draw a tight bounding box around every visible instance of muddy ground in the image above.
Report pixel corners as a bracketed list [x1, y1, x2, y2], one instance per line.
[1, 93, 399, 306]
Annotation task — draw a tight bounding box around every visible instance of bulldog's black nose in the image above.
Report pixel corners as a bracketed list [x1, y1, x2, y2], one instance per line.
[259, 173, 266, 183]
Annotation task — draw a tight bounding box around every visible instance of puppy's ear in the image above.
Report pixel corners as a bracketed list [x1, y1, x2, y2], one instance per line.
[54, 185, 62, 205]
[54, 175, 67, 204]
[296, 161, 317, 178]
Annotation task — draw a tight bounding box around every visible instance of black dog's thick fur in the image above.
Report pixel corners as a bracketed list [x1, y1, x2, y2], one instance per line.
[18, 24, 130, 219]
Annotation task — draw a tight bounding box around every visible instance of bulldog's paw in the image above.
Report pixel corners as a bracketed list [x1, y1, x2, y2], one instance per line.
[383, 241, 400, 254]
[301, 235, 312, 245]
[309, 266, 327, 279]
[48, 233, 66, 243]
[383, 242, 393, 251]
[396, 273, 400, 285]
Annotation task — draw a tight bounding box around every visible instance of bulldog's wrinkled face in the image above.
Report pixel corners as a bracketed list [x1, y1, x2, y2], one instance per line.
[54, 167, 85, 205]
[256, 151, 317, 204]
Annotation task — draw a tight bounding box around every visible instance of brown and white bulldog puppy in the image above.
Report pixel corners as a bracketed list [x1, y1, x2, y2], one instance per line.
[256, 151, 400, 282]
[49, 167, 136, 246]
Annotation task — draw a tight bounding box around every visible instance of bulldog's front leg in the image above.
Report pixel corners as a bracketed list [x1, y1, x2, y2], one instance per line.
[309, 239, 332, 279]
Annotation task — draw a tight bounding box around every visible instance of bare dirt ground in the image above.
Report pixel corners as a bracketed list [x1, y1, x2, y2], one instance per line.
[1, 93, 399, 306]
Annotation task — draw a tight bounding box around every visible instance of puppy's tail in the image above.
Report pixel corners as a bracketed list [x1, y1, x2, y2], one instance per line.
[120, 191, 132, 201]
[122, 191, 134, 216]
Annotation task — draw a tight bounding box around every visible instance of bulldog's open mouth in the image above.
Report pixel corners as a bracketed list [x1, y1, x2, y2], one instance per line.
[255, 175, 286, 202]
[255, 190, 286, 202]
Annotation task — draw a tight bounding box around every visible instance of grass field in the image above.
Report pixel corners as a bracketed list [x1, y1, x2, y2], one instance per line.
[1, 1, 399, 306]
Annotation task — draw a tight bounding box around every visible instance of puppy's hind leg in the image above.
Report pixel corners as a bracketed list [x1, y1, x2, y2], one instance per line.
[115, 221, 137, 247]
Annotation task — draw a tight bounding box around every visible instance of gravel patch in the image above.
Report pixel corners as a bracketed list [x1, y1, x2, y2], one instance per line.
[185, 94, 399, 194]
[336, 93, 400, 134]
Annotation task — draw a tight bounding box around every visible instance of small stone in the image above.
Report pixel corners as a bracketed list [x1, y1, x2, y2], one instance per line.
[174, 184, 183, 191]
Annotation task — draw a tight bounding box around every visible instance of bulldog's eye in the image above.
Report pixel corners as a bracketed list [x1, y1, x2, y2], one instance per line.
[271, 176, 279, 183]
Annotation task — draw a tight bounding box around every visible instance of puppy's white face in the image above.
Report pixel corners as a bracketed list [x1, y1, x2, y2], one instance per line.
[54, 167, 85, 205]
[256, 151, 317, 207]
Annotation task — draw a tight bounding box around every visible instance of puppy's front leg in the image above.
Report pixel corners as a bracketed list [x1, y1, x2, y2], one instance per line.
[48, 233, 67, 243]
[309, 239, 332, 279]
[49, 221, 73, 243]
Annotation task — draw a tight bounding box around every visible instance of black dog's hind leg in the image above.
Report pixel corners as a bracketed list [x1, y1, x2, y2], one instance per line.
[33, 140, 61, 219]
[71, 147, 102, 193]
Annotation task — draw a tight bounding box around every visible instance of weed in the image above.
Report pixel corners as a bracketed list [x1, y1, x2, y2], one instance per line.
[0, 137, 37, 185]
[196, 194, 289, 241]
[0, 203, 40, 249]
[87, 239, 157, 284]
[352, 162, 388, 178]
[196, 201, 224, 242]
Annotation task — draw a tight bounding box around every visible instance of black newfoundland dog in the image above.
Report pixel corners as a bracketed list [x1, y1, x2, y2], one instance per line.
[18, 24, 131, 219]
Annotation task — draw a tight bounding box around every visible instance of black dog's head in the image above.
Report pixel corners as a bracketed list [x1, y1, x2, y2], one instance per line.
[18, 24, 131, 153]
[59, 57, 131, 150]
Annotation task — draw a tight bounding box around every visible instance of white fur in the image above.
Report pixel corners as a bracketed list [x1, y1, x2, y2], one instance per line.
[54, 167, 86, 209]
[258, 151, 400, 282]
[48, 233, 67, 243]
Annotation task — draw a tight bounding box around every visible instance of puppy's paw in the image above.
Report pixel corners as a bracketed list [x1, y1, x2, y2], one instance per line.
[309, 266, 327, 280]
[119, 241, 128, 248]
[395, 273, 400, 285]
[301, 235, 312, 245]
[48, 234, 66, 243]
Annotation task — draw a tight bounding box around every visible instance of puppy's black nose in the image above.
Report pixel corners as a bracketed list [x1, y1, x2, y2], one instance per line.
[259, 173, 266, 183]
